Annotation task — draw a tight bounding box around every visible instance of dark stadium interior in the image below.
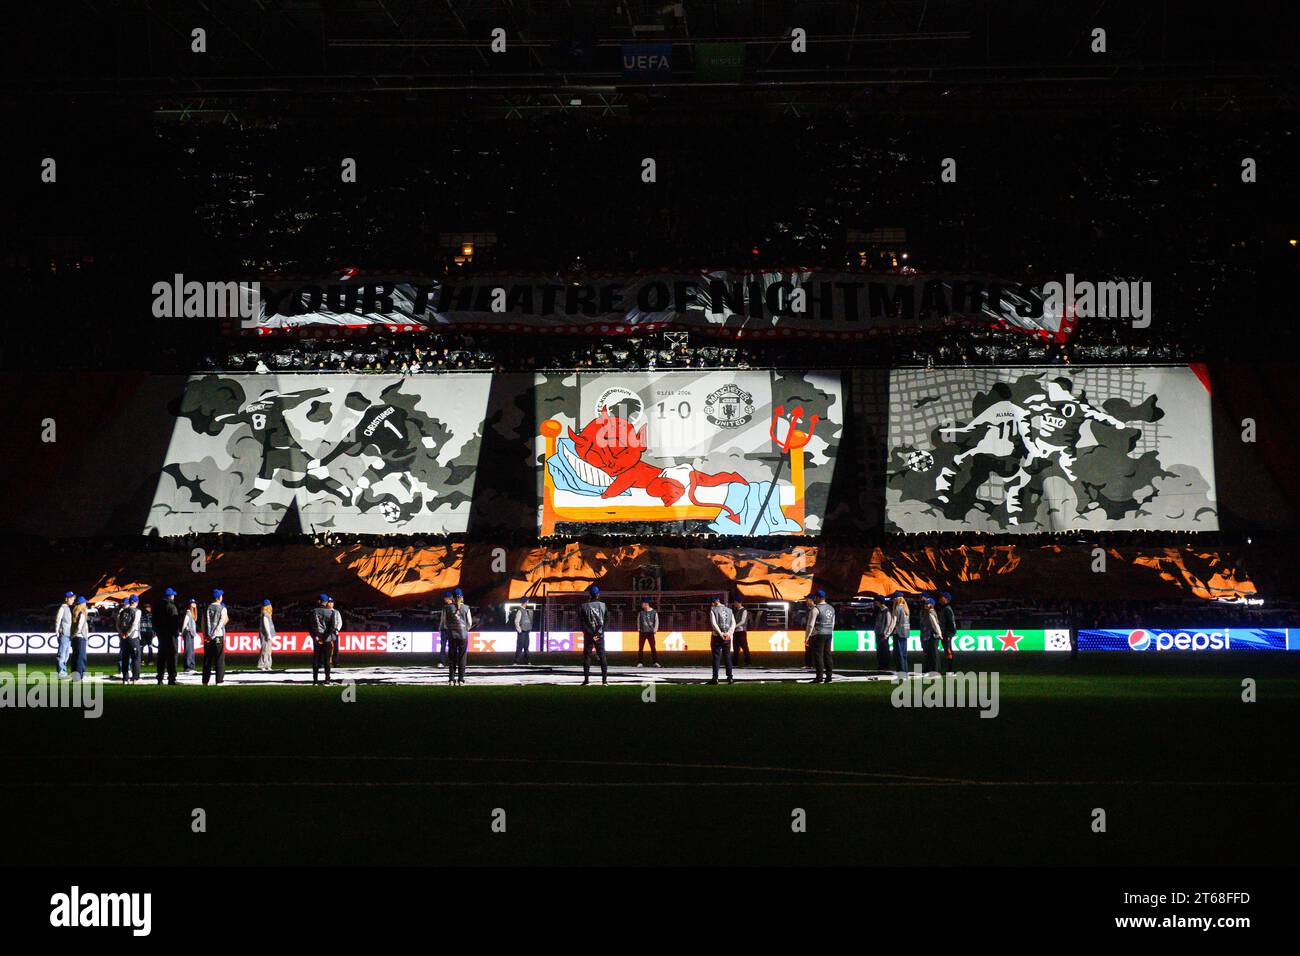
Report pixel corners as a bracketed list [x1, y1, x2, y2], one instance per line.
[0, 1, 1298, 883]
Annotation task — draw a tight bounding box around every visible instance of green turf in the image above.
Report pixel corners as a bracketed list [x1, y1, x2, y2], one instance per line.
[2, 662, 1296, 865]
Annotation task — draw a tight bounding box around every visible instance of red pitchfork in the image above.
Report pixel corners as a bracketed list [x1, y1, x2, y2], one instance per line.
[748, 405, 820, 535]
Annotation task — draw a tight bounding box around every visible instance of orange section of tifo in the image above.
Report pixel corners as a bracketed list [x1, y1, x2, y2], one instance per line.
[10, 540, 1263, 607]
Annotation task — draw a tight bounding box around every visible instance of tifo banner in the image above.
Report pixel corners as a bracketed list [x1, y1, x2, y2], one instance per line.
[535, 370, 843, 535]
[831, 628, 1072, 653]
[1076, 627, 1289, 652]
[885, 366, 1218, 533]
[237, 271, 1071, 340]
[147, 374, 492, 534]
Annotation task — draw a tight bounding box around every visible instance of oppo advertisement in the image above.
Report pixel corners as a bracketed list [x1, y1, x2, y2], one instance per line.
[1075, 627, 1291, 652]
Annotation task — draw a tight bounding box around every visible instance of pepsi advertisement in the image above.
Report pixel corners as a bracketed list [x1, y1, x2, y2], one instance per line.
[1077, 627, 1292, 652]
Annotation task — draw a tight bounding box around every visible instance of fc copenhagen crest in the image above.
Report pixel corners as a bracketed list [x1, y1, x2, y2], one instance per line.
[704, 384, 755, 429]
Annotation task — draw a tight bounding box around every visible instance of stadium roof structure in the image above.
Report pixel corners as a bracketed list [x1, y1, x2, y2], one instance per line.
[7, 1, 1297, 119]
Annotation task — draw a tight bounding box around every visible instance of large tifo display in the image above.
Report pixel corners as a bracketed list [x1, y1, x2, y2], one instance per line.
[147, 374, 492, 534]
[535, 370, 843, 535]
[885, 366, 1218, 532]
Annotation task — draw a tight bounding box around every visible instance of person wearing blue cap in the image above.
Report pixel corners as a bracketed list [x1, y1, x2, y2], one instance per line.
[872, 596, 893, 670]
[154, 587, 181, 685]
[203, 589, 229, 685]
[69, 597, 90, 679]
[180, 599, 199, 672]
[937, 592, 956, 674]
[707, 595, 735, 685]
[118, 595, 143, 684]
[920, 595, 942, 674]
[311, 594, 337, 684]
[509, 601, 534, 665]
[578, 585, 608, 686]
[442, 589, 473, 685]
[54, 591, 75, 678]
[257, 600, 276, 672]
[806, 589, 836, 684]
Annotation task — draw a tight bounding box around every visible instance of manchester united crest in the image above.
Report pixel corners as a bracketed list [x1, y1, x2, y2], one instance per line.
[704, 384, 755, 429]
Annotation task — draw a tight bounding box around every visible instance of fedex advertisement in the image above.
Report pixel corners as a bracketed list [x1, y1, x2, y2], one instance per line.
[1076, 627, 1291, 652]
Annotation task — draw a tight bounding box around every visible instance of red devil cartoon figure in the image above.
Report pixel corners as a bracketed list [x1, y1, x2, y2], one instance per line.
[568, 406, 749, 523]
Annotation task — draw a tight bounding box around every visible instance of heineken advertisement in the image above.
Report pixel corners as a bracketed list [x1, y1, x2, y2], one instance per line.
[831, 628, 1072, 653]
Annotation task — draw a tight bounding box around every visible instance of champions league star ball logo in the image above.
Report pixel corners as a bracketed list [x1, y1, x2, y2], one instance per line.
[378, 500, 402, 523]
[904, 449, 935, 473]
[704, 384, 755, 429]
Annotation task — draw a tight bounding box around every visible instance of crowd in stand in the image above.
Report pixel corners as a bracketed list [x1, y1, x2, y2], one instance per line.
[197, 321, 1190, 376]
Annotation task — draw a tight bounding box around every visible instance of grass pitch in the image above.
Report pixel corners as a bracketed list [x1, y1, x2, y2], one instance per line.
[2, 656, 1296, 865]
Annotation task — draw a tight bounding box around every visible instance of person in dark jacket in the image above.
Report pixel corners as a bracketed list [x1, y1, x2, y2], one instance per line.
[311, 593, 336, 684]
[436, 593, 453, 667]
[731, 599, 752, 666]
[153, 588, 181, 685]
[937, 591, 957, 674]
[873, 596, 893, 670]
[139, 604, 156, 665]
[578, 585, 608, 686]
[444, 588, 472, 685]
[636, 600, 660, 667]
[920, 595, 942, 673]
[328, 596, 342, 670]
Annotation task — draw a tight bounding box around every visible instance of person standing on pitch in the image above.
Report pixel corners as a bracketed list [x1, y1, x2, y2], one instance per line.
[636, 600, 661, 667]
[708, 595, 735, 685]
[328, 596, 343, 670]
[510, 602, 533, 665]
[311, 594, 336, 684]
[731, 599, 752, 666]
[54, 591, 75, 678]
[444, 588, 472, 685]
[436, 593, 453, 668]
[578, 585, 608, 686]
[154, 588, 181, 685]
[180, 598, 199, 672]
[873, 596, 893, 670]
[119, 595, 142, 684]
[920, 596, 942, 674]
[807, 589, 835, 683]
[801, 596, 815, 670]
[70, 597, 90, 680]
[937, 592, 956, 674]
[257, 600, 275, 671]
[203, 589, 228, 686]
[140, 603, 156, 666]
[889, 593, 911, 676]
